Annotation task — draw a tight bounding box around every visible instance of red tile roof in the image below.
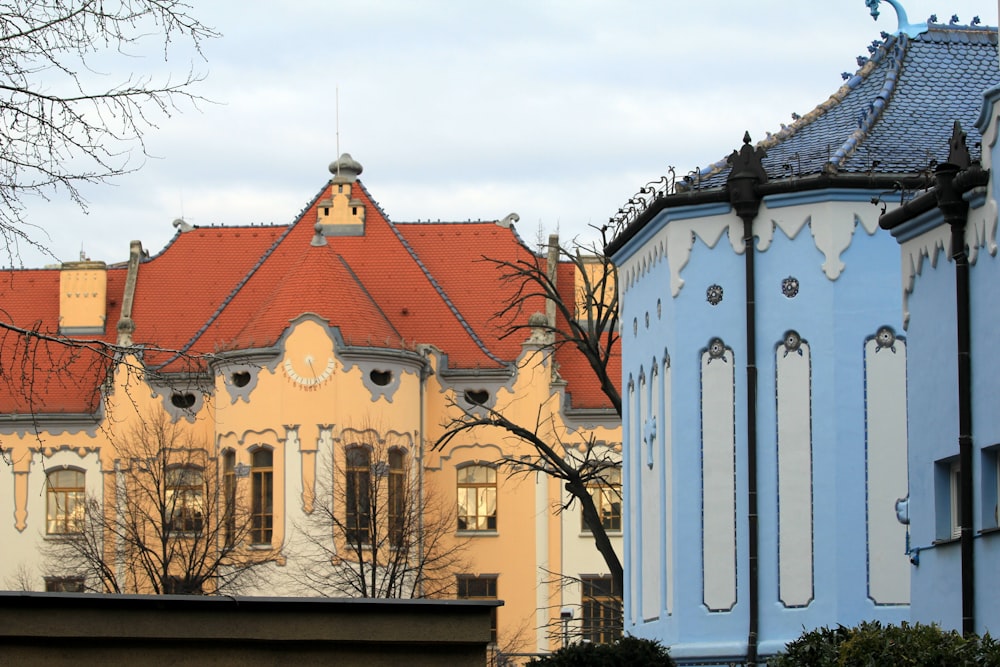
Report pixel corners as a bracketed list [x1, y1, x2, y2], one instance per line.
[0, 177, 620, 415]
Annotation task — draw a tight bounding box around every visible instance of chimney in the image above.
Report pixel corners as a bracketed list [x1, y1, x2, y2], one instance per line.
[546, 234, 559, 328]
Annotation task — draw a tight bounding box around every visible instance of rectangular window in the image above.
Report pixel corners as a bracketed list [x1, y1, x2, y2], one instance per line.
[46, 469, 85, 535]
[581, 575, 623, 644]
[982, 447, 1000, 530]
[164, 576, 203, 595]
[457, 574, 498, 643]
[45, 577, 85, 593]
[346, 447, 372, 546]
[935, 457, 961, 541]
[582, 466, 622, 532]
[223, 451, 236, 547]
[950, 461, 962, 539]
[388, 450, 406, 548]
[251, 449, 273, 545]
[165, 466, 204, 534]
[457, 465, 497, 532]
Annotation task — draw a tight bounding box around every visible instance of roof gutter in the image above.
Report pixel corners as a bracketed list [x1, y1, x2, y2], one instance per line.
[607, 171, 933, 259]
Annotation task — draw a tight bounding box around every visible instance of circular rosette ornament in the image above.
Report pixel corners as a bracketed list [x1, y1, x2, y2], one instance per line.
[706, 284, 724, 306]
[782, 276, 799, 299]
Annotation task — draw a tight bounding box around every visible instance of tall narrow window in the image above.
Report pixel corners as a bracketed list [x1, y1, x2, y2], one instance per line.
[581, 575, 623, 644]
[935, 457, 961, 541]
[457, 465, 497, 532]
[457, 574, 498, 643]
[950, 461, 962, 540]
[251, 449, 273, 545]
[166, 466, 204, 533]
[223, 450, 236, 547]
[582, 466, 622, 532]
[388, 449, 406, 548]
[46, 469, 85, 535]
[346, 446, 371, 545]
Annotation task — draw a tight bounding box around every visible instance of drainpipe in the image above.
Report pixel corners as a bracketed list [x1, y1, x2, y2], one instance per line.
[727, 133, 768, 665]
[934, 122, 980, 636]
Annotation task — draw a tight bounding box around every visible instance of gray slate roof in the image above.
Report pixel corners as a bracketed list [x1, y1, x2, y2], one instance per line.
[687, 21, 998, 190]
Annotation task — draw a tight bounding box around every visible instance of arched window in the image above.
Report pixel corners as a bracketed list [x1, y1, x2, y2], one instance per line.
[457, 465, 497, 532]
[251, 449, 273, 545]
[346, 446, 371, 545]
[388, 449, 406, 547]
[165, 466, 204, 533]
[46, 469, 84, 534]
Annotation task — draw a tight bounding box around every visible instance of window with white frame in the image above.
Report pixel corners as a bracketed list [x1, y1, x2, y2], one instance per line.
[983, 446, 1000, 530]
[950, 460, 961, 540]
[936, 458, 961, 541]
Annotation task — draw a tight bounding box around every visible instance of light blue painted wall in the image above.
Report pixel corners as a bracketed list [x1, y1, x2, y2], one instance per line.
[615, 197, 909, 664]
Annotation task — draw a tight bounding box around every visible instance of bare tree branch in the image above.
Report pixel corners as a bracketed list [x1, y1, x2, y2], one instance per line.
[484, 229, 620, 415]
[292, 424, 467, 599]
[0, 0, 218, 260]
[44, 411, 278, 594]
[435, 400, 622, 592]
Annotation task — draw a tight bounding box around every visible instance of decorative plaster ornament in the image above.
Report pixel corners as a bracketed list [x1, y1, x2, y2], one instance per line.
[782, 330, 803, 356]
[706, 284, 724, 306]
[781, 276, 799, 298]
[707, 337, 727, 361]
[283, 353, 336, 386]
[875, 326, 897, 352]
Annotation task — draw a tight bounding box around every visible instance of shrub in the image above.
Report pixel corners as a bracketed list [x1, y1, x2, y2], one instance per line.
[769, 620, 1000, 667]
[528, 636, 675, 666]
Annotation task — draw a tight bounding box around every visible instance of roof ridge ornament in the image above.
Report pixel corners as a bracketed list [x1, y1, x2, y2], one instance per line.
[945, 121, 971, 170]
[865, 0, 928, 38]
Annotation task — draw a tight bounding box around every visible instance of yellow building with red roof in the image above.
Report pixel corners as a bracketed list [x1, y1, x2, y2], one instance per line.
[0, 154, 621, 657]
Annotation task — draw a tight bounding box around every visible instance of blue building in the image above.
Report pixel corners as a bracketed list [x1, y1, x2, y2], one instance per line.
[880, 77, 1000, 635]
[606, 3, 998, 664]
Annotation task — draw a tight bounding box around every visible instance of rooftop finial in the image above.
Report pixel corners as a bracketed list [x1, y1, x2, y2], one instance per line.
[329, 153, 363, 184]
[865, 0, 928, 38]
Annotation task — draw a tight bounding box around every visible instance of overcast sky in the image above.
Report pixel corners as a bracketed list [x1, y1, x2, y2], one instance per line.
[16, 0, 999, 267]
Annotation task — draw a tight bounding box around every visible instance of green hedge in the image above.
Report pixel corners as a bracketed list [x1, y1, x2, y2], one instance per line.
[527, 636, 675, 666]
[768, 620, 1000, 667]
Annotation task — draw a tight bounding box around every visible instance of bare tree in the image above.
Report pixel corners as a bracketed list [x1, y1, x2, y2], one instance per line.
[490, 231, 620, 415]
[437, 231, 623, 591]
[437, 402, 622, 592]
[0, 0, 218, 256]
[44, 411, 276, 594]
[292, 427, 466, 599]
